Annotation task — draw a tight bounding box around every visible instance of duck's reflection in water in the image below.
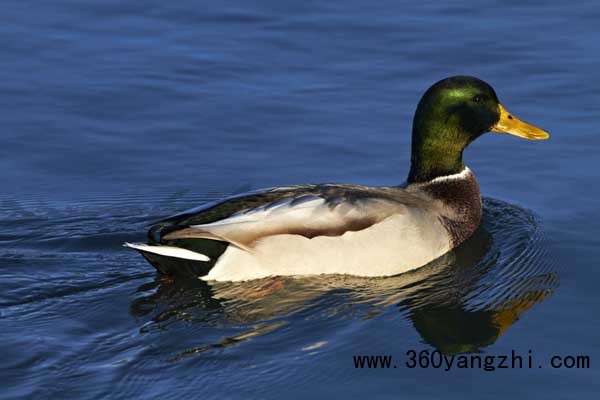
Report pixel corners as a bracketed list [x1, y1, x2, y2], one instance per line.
[398, 225, 557, 354]
[130, 199, 559, 356]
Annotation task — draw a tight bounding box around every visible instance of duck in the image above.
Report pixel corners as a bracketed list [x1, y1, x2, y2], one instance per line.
[125, 76, 549, 282]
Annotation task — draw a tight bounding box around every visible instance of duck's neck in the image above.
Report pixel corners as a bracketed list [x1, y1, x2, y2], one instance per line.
[406, 111, 470, 184]
[407, 148, 465, 184]
[407, 155, 465, 184]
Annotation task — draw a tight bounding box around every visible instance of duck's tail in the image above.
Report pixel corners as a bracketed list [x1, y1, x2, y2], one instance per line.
[124, 228, 230, 278]
[125, 216, 234, 278]
[124, 242, 210, 262]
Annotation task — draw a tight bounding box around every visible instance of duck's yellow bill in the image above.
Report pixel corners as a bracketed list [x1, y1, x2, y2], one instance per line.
[491, 104, 550, 140]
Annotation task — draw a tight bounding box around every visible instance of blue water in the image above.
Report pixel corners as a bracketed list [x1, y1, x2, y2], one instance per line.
[2, 1, 599, 398]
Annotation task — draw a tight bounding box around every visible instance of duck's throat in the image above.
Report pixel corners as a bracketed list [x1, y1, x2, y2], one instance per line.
[407, 147, 465, 184]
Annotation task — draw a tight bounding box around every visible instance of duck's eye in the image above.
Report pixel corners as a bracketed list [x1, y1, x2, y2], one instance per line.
[472, 94, 484, 103]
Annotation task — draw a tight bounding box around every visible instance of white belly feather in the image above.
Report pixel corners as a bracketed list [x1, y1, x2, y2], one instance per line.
[204, 212, 450, 282]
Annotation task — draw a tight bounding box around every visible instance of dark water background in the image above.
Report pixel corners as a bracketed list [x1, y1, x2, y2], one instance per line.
[1, 1, 599, 398]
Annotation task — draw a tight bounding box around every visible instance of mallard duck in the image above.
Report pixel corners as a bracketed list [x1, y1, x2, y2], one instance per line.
[125, 76, 549, 282]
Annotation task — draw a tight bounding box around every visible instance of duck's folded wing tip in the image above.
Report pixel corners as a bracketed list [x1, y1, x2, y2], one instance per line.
[123, 242, 211, 262]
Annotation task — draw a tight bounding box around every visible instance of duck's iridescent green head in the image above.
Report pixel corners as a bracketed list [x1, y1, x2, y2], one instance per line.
[407, 76, 550, 184]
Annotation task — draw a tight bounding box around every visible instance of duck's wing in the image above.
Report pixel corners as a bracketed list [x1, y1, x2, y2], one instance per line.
[158, 184, 431, 250]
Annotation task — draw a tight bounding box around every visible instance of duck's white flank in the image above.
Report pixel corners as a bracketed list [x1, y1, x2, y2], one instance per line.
[202, 210, 451, 282]
[124, 242, 210, 262]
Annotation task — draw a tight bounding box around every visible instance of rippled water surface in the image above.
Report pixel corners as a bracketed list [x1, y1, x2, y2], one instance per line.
[2, 1, 599, 399]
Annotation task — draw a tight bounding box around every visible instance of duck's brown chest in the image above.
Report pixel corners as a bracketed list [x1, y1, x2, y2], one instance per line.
[420, 170, 483, 247]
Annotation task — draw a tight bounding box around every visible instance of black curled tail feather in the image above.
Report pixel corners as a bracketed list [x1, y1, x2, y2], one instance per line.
[148, 222, 182, 244]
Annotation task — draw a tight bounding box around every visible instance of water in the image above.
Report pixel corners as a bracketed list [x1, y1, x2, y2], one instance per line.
[1, 1, 599, 398]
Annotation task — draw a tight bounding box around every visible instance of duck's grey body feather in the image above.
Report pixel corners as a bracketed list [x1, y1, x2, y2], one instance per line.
[161, 184, 432, 246]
